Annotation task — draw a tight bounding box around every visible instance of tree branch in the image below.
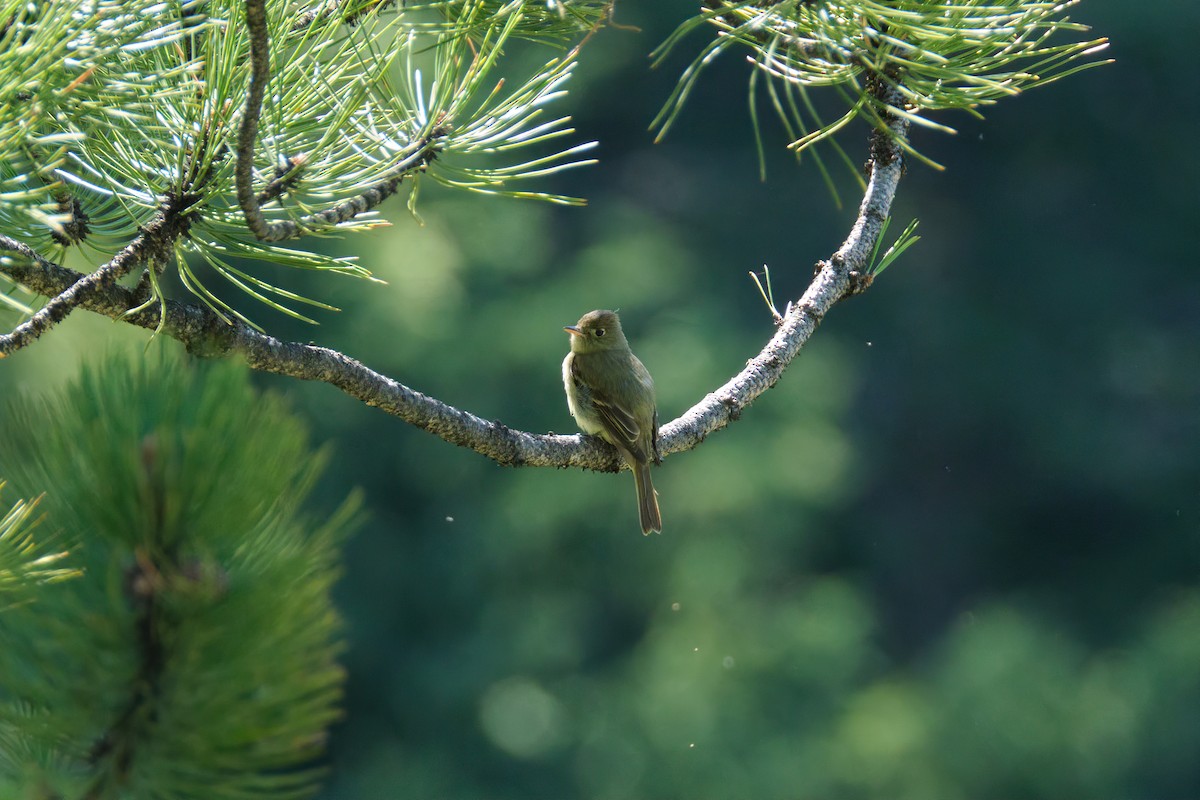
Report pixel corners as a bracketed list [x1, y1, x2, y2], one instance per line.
[0, 85, 907, 468]
[0, 204, 193, 357]
[0, 246, 615, 466]
[661, 91, 905, 453]
[235, 0, 442, 243]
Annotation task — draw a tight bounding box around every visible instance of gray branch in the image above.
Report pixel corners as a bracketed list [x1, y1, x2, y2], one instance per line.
[0, 209, 188, 357]
[661, 98, 906, 455]
[0, 245, 620, 468]
[0, 90, 906, 469]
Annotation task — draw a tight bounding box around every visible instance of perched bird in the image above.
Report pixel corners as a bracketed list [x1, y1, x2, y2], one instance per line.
[562, 309, 662, 534]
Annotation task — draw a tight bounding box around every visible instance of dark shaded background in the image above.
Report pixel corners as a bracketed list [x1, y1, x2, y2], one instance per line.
[3, 2, 1196, 798]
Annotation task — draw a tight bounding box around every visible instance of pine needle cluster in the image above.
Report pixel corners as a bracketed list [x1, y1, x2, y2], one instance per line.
[654, 0, 1110, 171]
[0, 354, 359, 799]
[0, 0, 605, 324]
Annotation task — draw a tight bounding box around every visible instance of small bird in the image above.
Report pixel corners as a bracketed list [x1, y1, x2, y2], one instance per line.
[562, 309, 662, 534]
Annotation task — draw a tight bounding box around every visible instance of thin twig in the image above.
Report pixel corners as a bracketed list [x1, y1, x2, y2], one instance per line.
[234, 0, 274, 239]
[235, 0, 442, 243]
[0, 206, 190, 357]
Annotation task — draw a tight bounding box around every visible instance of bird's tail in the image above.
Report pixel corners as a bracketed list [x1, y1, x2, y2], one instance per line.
[634, 462, 662, 535]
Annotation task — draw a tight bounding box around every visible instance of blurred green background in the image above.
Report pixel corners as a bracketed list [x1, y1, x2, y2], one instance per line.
[2, 2, 1197, 798]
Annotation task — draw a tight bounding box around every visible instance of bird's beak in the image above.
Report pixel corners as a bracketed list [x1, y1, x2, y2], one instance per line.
[564, 325, 582, 336]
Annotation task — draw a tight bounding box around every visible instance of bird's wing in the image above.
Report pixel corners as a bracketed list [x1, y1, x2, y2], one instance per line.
[591, 391, 641, 450]
[569, 358, 641, 452]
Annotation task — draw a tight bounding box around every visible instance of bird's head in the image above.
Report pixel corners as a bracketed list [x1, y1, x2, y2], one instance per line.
[564, 309, 628, 353]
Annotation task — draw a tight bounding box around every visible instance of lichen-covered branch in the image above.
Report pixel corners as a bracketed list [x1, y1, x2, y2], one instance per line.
[660, 86, 906, 454]
[0, 247, 620, 468]
[0, 204, 192, 357]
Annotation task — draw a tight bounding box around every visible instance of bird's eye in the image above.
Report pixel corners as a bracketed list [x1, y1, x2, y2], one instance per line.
[594, 328, 606, 337]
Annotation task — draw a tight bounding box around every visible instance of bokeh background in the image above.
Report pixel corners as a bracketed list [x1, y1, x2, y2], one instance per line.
[2, 2, 1197, 798]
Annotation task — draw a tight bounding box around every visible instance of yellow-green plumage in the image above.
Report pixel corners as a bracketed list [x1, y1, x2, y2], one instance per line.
[563, 309, 661, 534]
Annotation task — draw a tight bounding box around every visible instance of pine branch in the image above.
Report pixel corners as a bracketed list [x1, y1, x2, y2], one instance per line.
[1, 0, 598, 324]
[654, 0, 1109, 168]
[235, 0, 443, 242]
[0, 485, 78, 594]
[0, 82, 907, 470]
[663, 80, 905, 450]
[0, 358, 353, 798]
[0, 197, 196, 357]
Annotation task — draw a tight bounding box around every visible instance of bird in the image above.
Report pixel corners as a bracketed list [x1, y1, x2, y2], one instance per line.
[562, 309, 662, 534]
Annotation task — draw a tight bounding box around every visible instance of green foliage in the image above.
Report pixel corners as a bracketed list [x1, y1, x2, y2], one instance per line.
[0, 486, 78, 599]
[0, 353, 357, 799]
[0, 0, 213, 243]
[0, 0, 598, 324]
[390, 10, 599, 204]
[867, 216, 920, 277]
[0, 271, 35, 316]
[423, 0, 614, 44]
[654, 0, 1110, 168]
